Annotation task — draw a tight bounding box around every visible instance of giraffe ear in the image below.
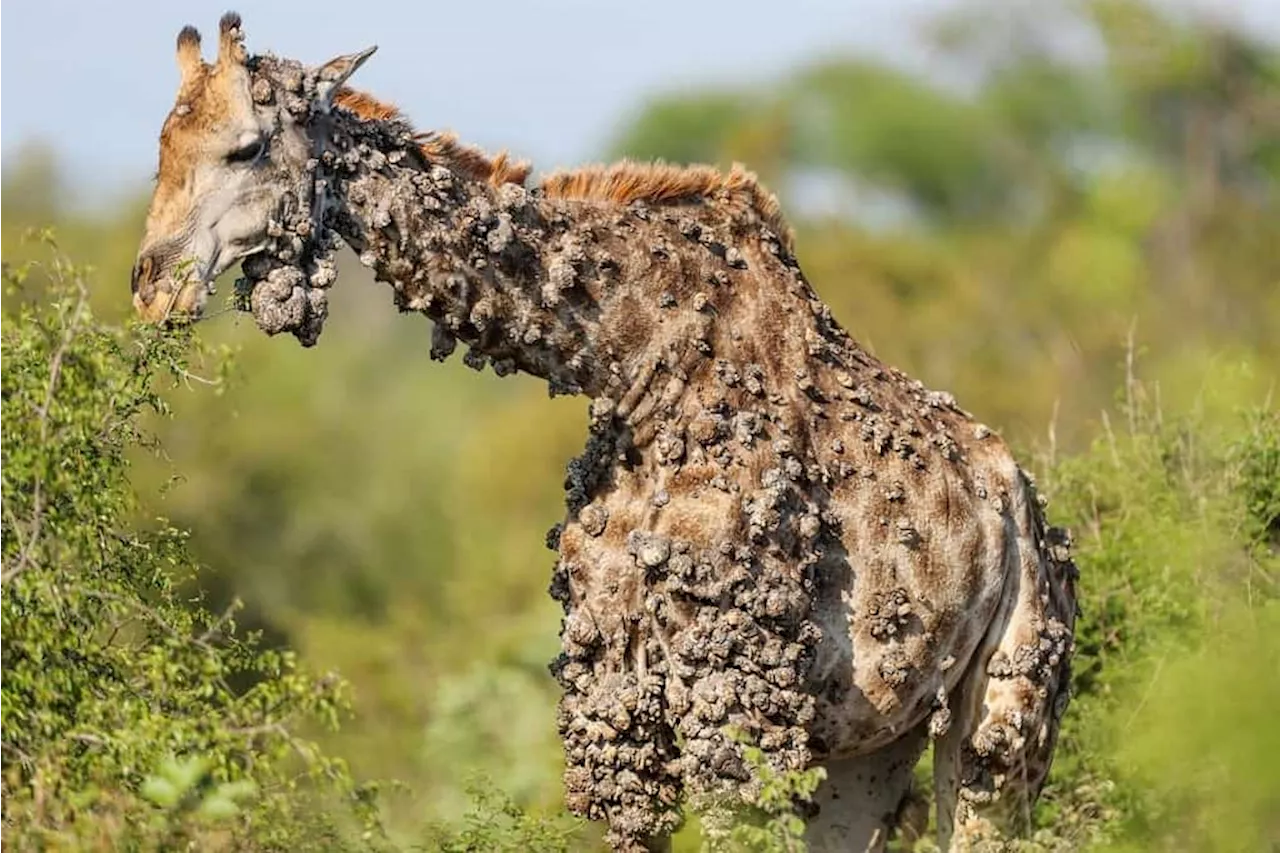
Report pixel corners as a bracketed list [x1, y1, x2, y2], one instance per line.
[313, 46, 378, 112]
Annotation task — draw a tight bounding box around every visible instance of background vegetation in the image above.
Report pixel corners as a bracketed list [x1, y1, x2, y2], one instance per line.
[3, 0, 1277, 849]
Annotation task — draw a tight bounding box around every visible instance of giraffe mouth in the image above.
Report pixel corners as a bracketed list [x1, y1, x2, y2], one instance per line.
[134, 243, 259, 325]
[133, 281, 210, 324]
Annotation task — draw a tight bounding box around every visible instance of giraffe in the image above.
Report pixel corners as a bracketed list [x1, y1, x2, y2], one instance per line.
[132, 15, 1079, 852]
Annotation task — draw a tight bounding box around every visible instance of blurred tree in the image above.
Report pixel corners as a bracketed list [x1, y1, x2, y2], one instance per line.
[608, 0, 1280, 445]
[2, 142, 63, 222]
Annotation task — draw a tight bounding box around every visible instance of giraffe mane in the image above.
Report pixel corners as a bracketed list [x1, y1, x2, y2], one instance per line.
[334, 87, 532, 187]
[332, 88, 793, 251]
[539, 161, 794, 251]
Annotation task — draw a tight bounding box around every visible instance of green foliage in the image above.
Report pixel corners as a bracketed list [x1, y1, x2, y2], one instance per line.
[1114, 601, 1280, 852]
[140, 756, 259, 820]
[421, 660, 563, 818]
[1231, 409, 1280, 548]
[606, 92, 757, 168]
[418, 780, 587, 852]
[1030, 378, 1280, 851]
[717, 729, 827, 853]
[0, 243, 378, 850]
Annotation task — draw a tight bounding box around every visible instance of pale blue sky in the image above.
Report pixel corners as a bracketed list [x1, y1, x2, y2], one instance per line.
[3, 0, 1277, 202]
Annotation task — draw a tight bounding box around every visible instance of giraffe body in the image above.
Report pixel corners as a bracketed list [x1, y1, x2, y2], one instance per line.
[133, 18, 1078, 851]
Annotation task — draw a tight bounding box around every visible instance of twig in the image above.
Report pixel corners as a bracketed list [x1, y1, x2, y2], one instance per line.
[225, 721, 291, 740]
[192, 300, 241, 325]
[177, 367, 222, 389]
[196, 598, 242, 645]
[1100, 410, 1119, 468]
[1, 496, 30, 563]
[1122, 654, 1166, 734]
[1124, 318, 1138, 436]
[2, 741, 36, 771]
[85, 589, 241, 697]
[1047, 398, 1060, 469]
[84, 590, 203, 647]
[103, 615, 138, 649]
[1087, 484, 1104, 546]
[2, 284, 89, 585]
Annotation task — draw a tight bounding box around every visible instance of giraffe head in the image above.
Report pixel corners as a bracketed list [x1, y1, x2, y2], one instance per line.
[132, 13, 374, 322]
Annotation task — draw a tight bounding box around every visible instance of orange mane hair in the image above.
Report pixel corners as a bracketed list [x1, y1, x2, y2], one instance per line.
[335, 87, 532, 187]
[333, 88, 792, 250]
[539, 161, 793, 250]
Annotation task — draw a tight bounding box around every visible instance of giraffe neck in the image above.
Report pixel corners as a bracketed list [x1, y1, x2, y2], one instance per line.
[328, 151, 612, 398]
[320, 110, 833, 434]
[242, 54, 841, 430]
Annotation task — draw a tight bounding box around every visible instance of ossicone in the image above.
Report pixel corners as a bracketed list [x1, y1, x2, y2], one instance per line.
[219, 11, 243, 38]
[175, 25, 204, 87]
[217, 11, 247, 67]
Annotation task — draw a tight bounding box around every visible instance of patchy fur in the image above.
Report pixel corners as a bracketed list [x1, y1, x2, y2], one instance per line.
[138, 29, 1079, 849]
[335, 87, 532, 187]
[416, 131, 533, 187]
[540, 160, 794, 251]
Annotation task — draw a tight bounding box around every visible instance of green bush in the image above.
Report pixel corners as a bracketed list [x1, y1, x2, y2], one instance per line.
[418, 780, 586, 852]
[1, 241, 380, 850]
[1027, 378, 1280, 852]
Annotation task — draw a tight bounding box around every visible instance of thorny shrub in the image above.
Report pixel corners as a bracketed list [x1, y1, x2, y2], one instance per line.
[1, 239, 381, 850]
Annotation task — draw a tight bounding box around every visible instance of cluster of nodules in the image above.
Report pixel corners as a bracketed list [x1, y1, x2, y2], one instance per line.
[336, 146, 602, 397]
[550, 540, 819, 847]
[550, 410, 826, 847]
[963, 627, 1075, 808]
[236, 222, 339, 347]
[413, 183, 591, 394]
[232, 56, 347, 346]
[552, 668, 684, 849]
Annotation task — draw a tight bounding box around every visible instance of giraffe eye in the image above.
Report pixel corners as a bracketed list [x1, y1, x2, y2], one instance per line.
[227, 137, 266, 165]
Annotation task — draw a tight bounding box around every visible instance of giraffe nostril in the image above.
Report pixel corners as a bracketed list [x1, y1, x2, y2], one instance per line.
[131, 254, 158, 304]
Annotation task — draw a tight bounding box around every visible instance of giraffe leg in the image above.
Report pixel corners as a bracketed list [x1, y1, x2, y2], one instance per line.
[934, 508, 1076, 851]
[805, 723, 930, 853]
